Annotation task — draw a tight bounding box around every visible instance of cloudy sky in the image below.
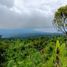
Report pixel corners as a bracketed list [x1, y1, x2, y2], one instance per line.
[0, 0, 67, 29]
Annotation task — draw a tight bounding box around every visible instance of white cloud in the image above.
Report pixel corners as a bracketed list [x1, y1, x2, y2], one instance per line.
[0, 0, 67, 29]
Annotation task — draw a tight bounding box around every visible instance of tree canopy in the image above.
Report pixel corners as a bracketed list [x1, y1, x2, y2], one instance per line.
[54, 5, 67, 34]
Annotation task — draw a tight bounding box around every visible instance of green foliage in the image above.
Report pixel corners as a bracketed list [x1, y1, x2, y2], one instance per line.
[54, 5, 67, 34]
[0, 36, 67, 67]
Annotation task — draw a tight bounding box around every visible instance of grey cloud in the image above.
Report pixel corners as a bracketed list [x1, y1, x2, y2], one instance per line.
[0, 0, 14, 8]
[0, 5, 52, 29]
[0, 0, 67, 29]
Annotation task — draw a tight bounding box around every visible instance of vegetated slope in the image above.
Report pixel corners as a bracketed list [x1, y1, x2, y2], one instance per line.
[0, 36, 67, 67]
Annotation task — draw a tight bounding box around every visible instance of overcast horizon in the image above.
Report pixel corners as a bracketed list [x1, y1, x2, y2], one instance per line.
[0, 0, 67, 32]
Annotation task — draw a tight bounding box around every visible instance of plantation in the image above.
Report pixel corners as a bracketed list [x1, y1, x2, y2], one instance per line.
[0, 36, 67, 67]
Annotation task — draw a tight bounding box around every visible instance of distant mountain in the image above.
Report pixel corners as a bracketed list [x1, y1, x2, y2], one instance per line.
[11, 32, 63, 39]
[0, 29, 62, 38]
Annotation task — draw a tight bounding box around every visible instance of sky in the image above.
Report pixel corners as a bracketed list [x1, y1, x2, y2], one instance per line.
[0, 0, 67, 31]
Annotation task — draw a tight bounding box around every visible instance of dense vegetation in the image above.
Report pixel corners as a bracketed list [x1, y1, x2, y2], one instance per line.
[0, 36, 67, 67]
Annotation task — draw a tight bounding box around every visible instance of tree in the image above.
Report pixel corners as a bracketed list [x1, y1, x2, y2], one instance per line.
[53, 5, 67, 35]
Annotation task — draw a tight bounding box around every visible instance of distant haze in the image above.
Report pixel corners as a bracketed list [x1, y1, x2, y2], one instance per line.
[0, 28, 60, 38]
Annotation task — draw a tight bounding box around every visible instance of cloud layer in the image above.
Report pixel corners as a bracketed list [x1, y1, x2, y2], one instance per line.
[0, 0, 67, 29]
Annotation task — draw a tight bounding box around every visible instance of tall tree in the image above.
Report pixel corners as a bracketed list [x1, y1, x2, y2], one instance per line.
[53, 5, 67, 35]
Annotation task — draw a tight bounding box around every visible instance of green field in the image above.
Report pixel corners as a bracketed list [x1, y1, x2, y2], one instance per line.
[0, 36, 67, 67]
